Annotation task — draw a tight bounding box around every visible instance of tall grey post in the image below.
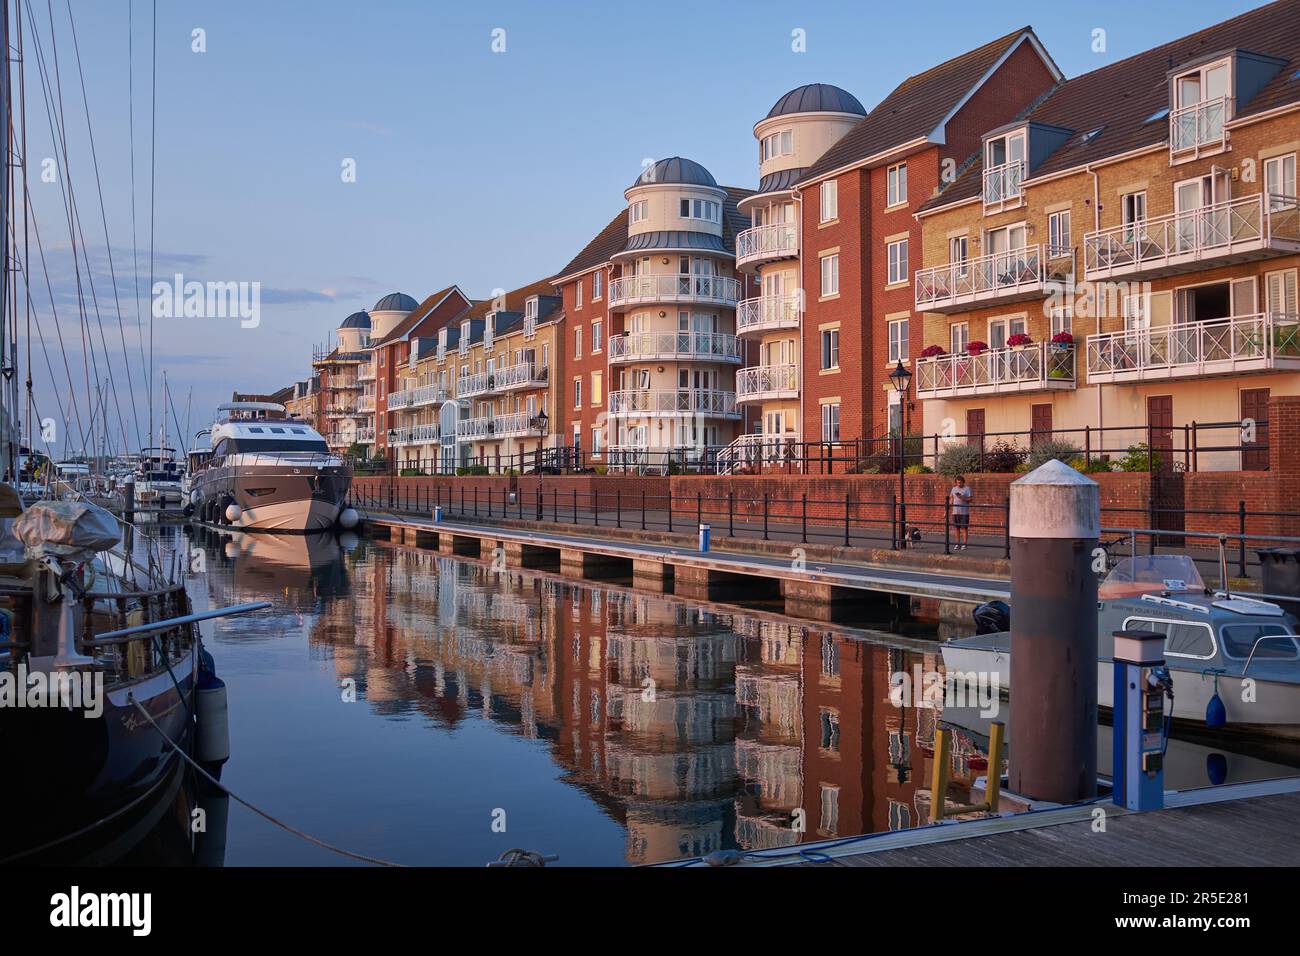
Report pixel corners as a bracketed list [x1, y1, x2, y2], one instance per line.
[1008, 460, 1100, 804]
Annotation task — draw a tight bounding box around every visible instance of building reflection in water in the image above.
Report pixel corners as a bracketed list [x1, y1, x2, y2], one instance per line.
[295, 540, 997, 865]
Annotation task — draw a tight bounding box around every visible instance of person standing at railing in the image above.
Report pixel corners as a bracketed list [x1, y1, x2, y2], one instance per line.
[950, 475, 972, 550]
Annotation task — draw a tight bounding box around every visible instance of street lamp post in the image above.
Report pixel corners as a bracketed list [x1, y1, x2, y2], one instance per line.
[889, 360, 912, 547]
[532, 409, 549, 519]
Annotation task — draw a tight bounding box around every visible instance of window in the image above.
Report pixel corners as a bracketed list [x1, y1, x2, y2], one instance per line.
[1125, 617, 1216, 660]
[1171, 59, 1230, 153]
[574, 326, 583, 358]
[888, 318, 909, 362]
[820, 180, 838, 222]
[592, 320, 603, 353]
[887, 239, 909, 285]
[592, 270, 604, 300]
[949, 236, 969, 277]
[1048, 209, 1071, 258]
[576, 279, 583, 309]
[1220, 624, 1298, 660]
[1266, 269, 1297, 319]
[821, 403, 841, 442]
[591, 427, 604, 457]
[591, 370, 603, 406]
[1050, 304, 1071, 336]
[573, 376, 582, 409]
[820, 254, 839, 296]
[630, 200, 649, 223]
[679, 198, 720, 221]
[761, 129, 793, 162]
[821, 329, 840, 370]
[950, 322, 969, 354]
[887, 163, 908, 207]
[1121, 192, 1146, 243]
[1266, 154, 1297, 211]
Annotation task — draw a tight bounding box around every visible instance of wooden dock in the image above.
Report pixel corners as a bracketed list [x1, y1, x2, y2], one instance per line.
[672, 778, 1300, 867]
[361, 509, 1009, 621]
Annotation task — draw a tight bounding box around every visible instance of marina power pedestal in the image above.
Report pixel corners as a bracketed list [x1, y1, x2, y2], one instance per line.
[1112, 629, 1170, 812]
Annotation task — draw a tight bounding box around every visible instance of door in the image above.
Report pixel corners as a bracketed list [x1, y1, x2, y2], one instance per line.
[965, 409, 986, 451]
[1241, 388, 1270, 471]
[1030, 404, 1053, 447]
[988, 316, 1027, 382]
[1147, 395, 1174, 472]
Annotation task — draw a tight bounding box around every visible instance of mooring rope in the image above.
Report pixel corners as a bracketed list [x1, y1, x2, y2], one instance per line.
[130, 698, 407, 867]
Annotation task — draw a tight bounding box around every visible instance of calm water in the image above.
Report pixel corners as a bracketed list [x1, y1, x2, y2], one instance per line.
[138, 523, 1300, 866]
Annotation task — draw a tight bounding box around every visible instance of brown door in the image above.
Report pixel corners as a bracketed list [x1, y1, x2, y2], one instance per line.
[1241, 388, 1269, 471]
[965, 408, 985, 449]
[1030, 404, 1053, 447]
[1147, 395, 1173, 471]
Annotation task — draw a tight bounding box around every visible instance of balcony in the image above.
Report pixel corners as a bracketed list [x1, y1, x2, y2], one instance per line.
[495, 362, 549, 392]
[456, 412, 536, 441]
[736, 364, 799, 403]
[386, 390, 413, 410]
[1083, 194, 1300, 281]
[1170, 95, 1229, 160]
[915, 343, 1076, 399]
[608, 388, 740, 419]
[608, 331, 743, 365]
[914, 244, 1074, 313]
[358, 364, 375, 383]
[357, 427, 376, 444]
[982, 160, 1024, 211]
[735, 222, 799, 271]
[737, 292, 801, 336]
[608, 274, 740, 310]
[357, 394, 376, 413]
[324, 405, 357, 418]
[391, 424, 440, 446]
[1085, 312, 1300, 384]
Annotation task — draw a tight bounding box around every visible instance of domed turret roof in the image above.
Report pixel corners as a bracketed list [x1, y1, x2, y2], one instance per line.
[371, 292, 418, 313]
[339, 310, 371, 330]
[765, 83, 865, 119]
[629, 156, 718, 190]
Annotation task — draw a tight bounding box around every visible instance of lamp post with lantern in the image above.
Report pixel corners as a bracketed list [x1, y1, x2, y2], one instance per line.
[889, 360, 912, 547]
[531, 409, 549, 518]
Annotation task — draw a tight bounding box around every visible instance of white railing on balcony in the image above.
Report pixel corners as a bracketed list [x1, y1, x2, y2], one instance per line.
[358, 363, 375, 382]
[1170, 95, 1229, 157]
[736, 364, 799, 401]
[495, 361, 549, 391]
[455, 411, 532, 441]
[608, 388, 739, 418]
[983, 159, 1024, 209]
[357, 427, 376, 444]
[916, 342, 1076, 397]
[607, 331, 743, 363]
[324, 404, 357, 418]
[716, 433, 799, 475]
[391, 423, 440, 446]
[456, 371, 493, 397]
[736, 222, 799, 267]
[409, 383, 450, 407]
[1083, 194, 1300, 279]
[1086, 312, 1300, 383]
[737, 292, 802, 334]
[608, 274, 740, 309]
[915, 244, 1072, 310]
[357, 394, 376, 413]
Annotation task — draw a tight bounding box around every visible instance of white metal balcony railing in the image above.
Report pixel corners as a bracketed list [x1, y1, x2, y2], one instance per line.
[1170, 95, 1229, 158]
[607, 331, 743, 364]
[608, 274, 741, 309]
[390, 424, 439, 446]
[914, 244, 1075, 312]
[357, 394, 376, 413]
[716, 433, 799, 475]
[357, 427, 376, 444]
[916, 342, 1076, 398]
[608, 388, 740, 418]
[358, 364, 376, 382]
[455, 411, 534, 441]
[983, 159, 1024, 209]
[736, 292, 802, 334]
[735, 222, 799, 268]
[386, 389, 413, 410]
[411, 383, 450, 406]
[736, 364, 799, 401]
[324, 405, 357, 418]
[1086, 312, 1300, 384]
[1083, 194, 1300, 280]
[456, 363, 548, 398]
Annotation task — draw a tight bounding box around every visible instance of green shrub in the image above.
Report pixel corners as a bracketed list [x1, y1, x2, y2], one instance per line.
[1119, 443, 1162, 472]
[1073, 456, 1113, 474]
[456, 464, 489, 476]
[984, 439, 1026, 473]
[904, 463, 931, 474]
[936, 442, 983, 477]
[594, 465, 608, 476]
[398, 467, 424, 477]
[1026, 438, 1082, 470]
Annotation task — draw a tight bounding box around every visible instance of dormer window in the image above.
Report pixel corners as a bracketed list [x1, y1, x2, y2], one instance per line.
[484, 314, 495, 350]
[761, 129, 793, 162]
[984, 130, 1026, 210]
[459, 322, 470, 354]
[1171, 58, 1230, 157]
[524, 297, 538, 339]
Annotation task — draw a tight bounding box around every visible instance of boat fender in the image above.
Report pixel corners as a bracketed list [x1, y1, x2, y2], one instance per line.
[1206, 752, 1228, 786]
[338, 507, 360, 530]
[195, 667, 231, 765]
[703, 849, 742, 867]
[1205, 672, 1226, 728]
[224, 502, 242, 524]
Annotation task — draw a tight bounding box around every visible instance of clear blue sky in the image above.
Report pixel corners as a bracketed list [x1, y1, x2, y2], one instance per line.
[23, 0, 1264, 455]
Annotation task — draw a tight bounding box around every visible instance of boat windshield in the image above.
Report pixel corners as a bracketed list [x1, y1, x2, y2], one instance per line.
[1100, 555, 1206, 599]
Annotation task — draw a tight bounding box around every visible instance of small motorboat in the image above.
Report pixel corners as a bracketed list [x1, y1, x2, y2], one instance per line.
[942, 554, 1300, 740]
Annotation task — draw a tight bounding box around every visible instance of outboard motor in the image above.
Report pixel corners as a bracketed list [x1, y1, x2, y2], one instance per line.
[972, 599, 1010, 635]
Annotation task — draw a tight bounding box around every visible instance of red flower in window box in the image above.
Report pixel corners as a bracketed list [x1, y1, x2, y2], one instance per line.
[1051, 331, 1075, 346]
[1006, 332, 1033, 347]
[920, 344, 946, 358]
[966, 340, 989, 356]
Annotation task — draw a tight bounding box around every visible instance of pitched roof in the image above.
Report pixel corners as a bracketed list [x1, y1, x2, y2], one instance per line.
[921, 0, 1300, 213]
[371, 285, 468, 346]
[798, 28, 1039, 185]
[467, 276, 558, 321]
[553, 208, 630, 282]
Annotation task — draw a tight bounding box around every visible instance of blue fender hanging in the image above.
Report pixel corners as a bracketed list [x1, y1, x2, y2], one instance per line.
[1205, 671, 1226, 728]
